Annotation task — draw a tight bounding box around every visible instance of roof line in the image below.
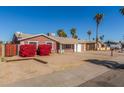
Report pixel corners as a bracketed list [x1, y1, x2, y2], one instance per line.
[18, 34, 61, 43]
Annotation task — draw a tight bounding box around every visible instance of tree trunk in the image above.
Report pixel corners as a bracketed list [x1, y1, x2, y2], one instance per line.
[96, 24, 99, 50]
[89, 35, 91, 41]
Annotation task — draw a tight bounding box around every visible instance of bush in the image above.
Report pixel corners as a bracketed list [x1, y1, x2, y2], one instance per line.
[19, 44, 36, 57]
[38, 44, 52, 56]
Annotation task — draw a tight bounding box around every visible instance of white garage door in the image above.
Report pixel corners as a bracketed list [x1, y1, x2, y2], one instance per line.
[77, 44, 82, 52]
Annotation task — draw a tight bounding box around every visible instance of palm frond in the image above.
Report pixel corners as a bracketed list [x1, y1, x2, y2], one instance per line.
[94, 13, 104, 25]
[120, 8, 124, 15]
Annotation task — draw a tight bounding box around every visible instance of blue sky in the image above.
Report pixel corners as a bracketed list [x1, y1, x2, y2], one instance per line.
[0, 6, 124, 41]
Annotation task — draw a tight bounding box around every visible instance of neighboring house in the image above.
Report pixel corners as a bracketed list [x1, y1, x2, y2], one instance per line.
[12, 32, 109, 54]
[79, 40, 109, 51]
[79, 40, 96, 51]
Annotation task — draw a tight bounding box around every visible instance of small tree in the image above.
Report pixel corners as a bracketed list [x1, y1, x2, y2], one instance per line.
[70, 28, 78, 39]
[92, 38, 95, 41]
[99, 35, 104, 42]
[57, 29, 67, 37]
[87, 30, 92, 41]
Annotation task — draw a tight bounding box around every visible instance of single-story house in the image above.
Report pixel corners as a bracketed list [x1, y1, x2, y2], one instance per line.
[12, 32, 81, 53]
[12, 32, 109, 53]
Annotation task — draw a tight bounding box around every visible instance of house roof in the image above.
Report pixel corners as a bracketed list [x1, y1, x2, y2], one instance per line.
[14, 32, 79, 44]
[14, 32, 105, 45]
[15, 32, 34, 39]
[49, 36, 78, 44]
[78, 40, 96, 44]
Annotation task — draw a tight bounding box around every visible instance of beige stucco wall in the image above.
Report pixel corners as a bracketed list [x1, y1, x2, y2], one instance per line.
[80, 42, 110, 51]
[1, 44, 5, 57]
[82, 43, 86, 51]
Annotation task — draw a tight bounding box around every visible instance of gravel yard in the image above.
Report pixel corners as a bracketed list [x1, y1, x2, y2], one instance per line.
[0, 51, 122, 85]
[0, 60, 53, 84]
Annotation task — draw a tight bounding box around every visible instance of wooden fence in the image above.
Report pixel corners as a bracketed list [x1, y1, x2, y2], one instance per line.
[5, 44, 17, 57]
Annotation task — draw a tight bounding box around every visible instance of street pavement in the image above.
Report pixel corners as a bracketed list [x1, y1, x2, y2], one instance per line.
[79, 69, 124, 87]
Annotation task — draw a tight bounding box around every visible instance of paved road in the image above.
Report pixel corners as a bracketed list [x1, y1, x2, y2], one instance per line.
[79, 69, 124, 87]
[79, 55, 124, 87]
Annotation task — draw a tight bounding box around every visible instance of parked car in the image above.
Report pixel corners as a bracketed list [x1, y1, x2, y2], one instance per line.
[110, 44, 122, 50]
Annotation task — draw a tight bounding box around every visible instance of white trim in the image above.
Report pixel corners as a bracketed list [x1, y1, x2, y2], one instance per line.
[74, 44, 77, 52]
[27, 41, 39, 48]
[77, 44, 82, 52]
[45, 41, 54, 50]
[28, 41, 39, 44]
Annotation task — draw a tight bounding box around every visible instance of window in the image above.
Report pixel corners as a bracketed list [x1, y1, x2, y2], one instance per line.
[28, 41, 39, 48]
[47, 42, 52, 46]
[63, 44, 72, 49]
[101, 44, 105, 47]
[29, 42, 38, 45]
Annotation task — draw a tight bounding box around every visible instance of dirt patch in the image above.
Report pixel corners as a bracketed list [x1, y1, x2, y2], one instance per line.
[0, 51, 122, 85]
[0, 60, 53, 84]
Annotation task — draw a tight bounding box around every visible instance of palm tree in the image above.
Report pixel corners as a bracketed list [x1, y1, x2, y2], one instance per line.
[92, 38, 95, 41]
[57, 29, 67, 37]
[99, 35, 104, 42]
[120, 7, 124, 15]
[94, 13, 104, 50]
[87, 30, 92, 41]
[70, 28, 78, 39]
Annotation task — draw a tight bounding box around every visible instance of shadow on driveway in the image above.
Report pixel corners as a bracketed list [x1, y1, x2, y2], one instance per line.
[85, 59, 124, 69]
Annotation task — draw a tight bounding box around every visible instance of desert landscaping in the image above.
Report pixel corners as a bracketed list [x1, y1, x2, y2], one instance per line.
[0, 51, 123, 86]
